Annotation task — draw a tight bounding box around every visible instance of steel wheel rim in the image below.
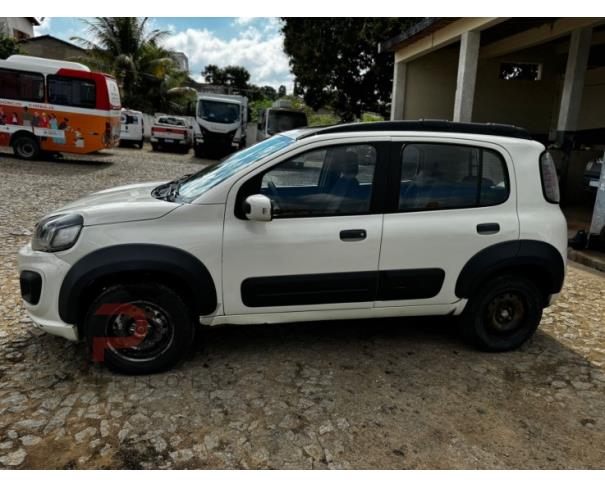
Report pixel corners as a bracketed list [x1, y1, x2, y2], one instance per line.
[104, 300, 175, 362]
[485, 291, 526, 335]
[18, 141, 35, 158]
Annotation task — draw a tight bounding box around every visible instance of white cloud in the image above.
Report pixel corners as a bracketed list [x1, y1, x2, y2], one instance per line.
[34, 17, 52, 36]
[233, 17, 255, 26]
[163, 24, 293, 91]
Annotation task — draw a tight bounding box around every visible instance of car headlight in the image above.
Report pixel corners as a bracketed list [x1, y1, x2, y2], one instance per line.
[32, 214, 83, 252]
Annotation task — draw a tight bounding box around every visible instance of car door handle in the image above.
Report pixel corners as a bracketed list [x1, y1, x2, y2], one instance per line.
[477, 223, 500, 235]
[340, 229, 367, 241]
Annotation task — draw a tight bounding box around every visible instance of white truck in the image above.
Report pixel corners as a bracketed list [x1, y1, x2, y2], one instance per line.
[194, 92, 248, 158]
[256, 99, 308, 142]
[150, 115, 192, 153]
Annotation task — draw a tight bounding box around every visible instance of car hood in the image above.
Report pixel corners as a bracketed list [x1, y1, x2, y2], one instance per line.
[51, 181, 180, 226]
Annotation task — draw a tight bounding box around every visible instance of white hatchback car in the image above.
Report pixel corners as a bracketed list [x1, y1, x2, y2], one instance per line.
[18, 121, 568, 374]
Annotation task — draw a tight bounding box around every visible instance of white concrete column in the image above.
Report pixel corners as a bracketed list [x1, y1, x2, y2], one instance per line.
[390, 60, 406, 120]
[453, 31, 481, 122]
[557, 27, 593, 132]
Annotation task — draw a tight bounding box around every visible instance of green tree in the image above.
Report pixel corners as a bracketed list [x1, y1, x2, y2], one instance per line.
[71, 17, 185, 112]
[278, 85, 287, 98]
[202, 64, 251, 92]
[281, 18, 419, 121]
[0, 36, 21, 60]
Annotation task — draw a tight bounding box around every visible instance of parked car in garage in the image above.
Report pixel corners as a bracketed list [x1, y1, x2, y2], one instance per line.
[18, 121, 567, 374]
[150, 115, 192, 153]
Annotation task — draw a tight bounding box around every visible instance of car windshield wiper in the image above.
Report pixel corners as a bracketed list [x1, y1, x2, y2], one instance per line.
[152, 174, 191, 202]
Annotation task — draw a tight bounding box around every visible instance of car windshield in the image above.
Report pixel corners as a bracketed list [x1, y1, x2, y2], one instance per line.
[177, 135, 295, 201]
[199, 100, 240, 124]
[267, 110, 307, 134]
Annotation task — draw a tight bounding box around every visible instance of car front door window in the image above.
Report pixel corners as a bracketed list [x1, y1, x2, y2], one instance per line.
[258, 144, 377, 218]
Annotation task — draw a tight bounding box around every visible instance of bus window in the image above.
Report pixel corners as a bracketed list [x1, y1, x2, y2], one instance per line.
[19, 73, 45, 102]
[0, 69, 18, 98]
[47, 76, 96, 108]
[0, 69, 44, 102]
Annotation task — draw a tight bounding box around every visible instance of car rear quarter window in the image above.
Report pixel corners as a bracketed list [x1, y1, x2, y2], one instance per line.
[398, 143, 509, 211]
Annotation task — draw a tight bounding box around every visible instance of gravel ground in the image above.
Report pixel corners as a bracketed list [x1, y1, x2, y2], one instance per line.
[0, 145, 604, 469]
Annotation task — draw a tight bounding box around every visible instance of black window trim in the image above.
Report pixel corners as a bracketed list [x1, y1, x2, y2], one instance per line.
[234, 141, 390, 220]
[385, 141, 511, 214]
[0, 67, 45, 103]
[47, 74, 97, 109]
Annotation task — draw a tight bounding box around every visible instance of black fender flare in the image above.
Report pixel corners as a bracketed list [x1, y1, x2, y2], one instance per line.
[58, 244, 217, 324]
[455, 240, 565, 299]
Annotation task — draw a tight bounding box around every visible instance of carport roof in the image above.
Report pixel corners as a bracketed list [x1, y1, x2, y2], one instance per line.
[377, 18, 457, 53]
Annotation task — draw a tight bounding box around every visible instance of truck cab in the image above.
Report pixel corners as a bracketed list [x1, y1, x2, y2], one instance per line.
[256, 99, 308, 142]
[194, 93, 248, 157]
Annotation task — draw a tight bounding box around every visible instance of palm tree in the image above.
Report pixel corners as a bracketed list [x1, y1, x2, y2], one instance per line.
[71, 17, 187, 112]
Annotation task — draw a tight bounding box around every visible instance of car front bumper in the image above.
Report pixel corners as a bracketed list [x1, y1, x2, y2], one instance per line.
[17, 243, 79, 341]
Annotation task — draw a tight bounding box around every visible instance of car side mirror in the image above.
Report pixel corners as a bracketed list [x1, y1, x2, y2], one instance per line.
[244, 194, 273, 222]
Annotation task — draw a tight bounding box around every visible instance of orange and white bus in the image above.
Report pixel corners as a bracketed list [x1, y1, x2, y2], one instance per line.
[0, 55, 121, 160]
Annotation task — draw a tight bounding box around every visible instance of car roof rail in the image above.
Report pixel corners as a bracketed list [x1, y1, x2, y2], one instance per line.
[297, 120, 533, 140]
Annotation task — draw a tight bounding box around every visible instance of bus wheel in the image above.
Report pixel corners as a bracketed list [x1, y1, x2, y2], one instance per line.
[12, 134, 40, 161]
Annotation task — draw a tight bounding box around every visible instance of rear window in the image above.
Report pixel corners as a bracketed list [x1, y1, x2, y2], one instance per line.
[540, 151, 560, 204]
[157, 117, 185, 126]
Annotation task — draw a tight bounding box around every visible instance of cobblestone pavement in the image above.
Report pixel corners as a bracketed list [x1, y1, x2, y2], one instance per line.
[0, 146, 604, 469]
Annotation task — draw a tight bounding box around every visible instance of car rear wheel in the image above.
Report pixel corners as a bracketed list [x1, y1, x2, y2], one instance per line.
[459, 275, 543, 351]
[151, 143, 159, 151]
[12, 134, 40, 160]
[84, 282, 195, 374]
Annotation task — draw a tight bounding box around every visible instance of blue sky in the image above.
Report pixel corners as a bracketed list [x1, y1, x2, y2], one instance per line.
[35, 17, 293, 90]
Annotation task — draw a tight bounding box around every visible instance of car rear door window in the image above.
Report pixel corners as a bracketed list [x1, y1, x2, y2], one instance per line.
[398, 143, 509, 211]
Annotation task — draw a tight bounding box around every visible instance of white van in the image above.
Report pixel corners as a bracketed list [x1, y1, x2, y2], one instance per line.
[119, 109, 144, 149]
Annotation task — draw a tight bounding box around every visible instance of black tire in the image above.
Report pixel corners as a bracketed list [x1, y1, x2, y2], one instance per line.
[151, 143, 159, 152]
[459, 275, 543, 352]
[12, 134, 40, 160]
[138, 138, 144, 149]
[84, 282, 195, 374]
[194, 145, 204, 158]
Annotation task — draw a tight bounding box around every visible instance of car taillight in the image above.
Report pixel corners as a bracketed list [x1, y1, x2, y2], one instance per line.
[540, 151, 560, 204]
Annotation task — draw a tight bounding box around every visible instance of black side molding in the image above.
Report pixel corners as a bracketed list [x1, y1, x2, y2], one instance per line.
[455, 240, 565, 299]
[59, 244, 217, 324]
[241, 267, 446, 307]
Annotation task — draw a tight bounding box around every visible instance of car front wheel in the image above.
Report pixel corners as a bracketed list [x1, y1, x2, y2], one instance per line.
[84, 282, 195, 374]
[459, 275, 543, 351]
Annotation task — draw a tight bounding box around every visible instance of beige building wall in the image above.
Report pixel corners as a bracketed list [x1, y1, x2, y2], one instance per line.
[403, 44, 459, 120]
[473, 43, 563, 135]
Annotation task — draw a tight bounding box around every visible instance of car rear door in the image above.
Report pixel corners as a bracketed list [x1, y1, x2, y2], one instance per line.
[375, 137, 519, 308]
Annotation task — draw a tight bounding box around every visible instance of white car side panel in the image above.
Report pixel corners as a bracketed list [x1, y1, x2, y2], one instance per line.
[61, 203, 226, 315]
[221, 214, 383, 315]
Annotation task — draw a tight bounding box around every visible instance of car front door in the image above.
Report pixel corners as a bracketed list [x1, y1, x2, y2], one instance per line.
[376, 138, 519, 308]
[222, 139, 388, 316]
